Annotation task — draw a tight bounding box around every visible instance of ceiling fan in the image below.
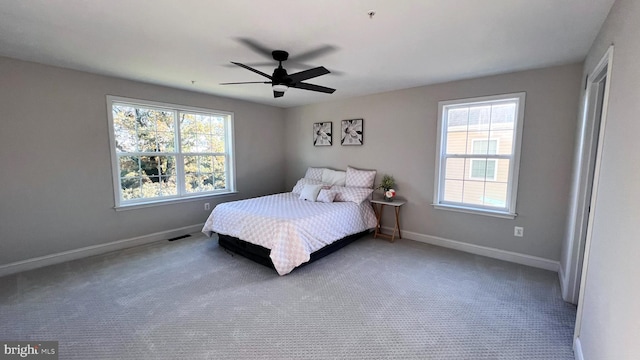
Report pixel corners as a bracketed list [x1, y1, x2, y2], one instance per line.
[221, 49, 336, 98]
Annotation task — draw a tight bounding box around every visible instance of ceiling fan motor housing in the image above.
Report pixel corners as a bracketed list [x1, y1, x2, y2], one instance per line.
[272, 67, 290, 86]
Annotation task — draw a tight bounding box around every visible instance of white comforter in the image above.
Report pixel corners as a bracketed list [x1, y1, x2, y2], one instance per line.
[202, 192, 377, 275]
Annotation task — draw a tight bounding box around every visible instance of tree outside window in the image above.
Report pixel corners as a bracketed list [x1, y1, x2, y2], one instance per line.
[108, 97, 234, 207]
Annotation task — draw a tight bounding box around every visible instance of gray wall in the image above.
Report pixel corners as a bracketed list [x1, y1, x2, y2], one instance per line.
[284, 64, 582, 261]
[574, 0, 640, 358]
[0, 57, 285, 266]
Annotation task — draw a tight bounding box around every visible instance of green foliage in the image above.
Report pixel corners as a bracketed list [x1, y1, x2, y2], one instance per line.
[377, 174, 395, 191]
[113, 104, 228, 201]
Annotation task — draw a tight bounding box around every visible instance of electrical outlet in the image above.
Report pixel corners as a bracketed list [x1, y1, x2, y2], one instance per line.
[514, 226, 524, 237]
[204, 203, 210, 211]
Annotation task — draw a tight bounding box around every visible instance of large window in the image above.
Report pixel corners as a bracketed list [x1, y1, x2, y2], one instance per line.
[434, 93, 525, 218]
[107, 96, 235, 208]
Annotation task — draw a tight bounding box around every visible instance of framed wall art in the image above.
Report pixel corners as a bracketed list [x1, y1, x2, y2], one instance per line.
[341, 119, 363, 146]
[313, 122, 332, 146]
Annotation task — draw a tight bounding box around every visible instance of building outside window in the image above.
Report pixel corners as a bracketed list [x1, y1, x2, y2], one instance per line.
[469, 139, 499, 181]
[434, 92, 525, 218]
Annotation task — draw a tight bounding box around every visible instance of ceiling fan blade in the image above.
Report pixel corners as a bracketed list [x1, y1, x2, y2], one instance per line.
[230, 62, 272, 79]
[274, 90, 285, 98]
[292, 82, 336, 94]
[229, 62, 345, 76]
[288, 67, 330, 83]
[236, 38, 273, 59]
[288, 45, 337, 62]
[220, 81, 271, 85]
[224, 61, 273, 68]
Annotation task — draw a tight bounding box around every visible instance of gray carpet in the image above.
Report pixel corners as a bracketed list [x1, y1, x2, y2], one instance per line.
[0, 233, 576, 359]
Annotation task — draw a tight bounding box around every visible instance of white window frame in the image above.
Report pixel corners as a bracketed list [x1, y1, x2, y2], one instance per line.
[106, 96, 236, 209]
[433, 92, 525, 218]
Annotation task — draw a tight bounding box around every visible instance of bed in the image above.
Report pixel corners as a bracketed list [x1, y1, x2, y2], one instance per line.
[202, 166, 379, 275]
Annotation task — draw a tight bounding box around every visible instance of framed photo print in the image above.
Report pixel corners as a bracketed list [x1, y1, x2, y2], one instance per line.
[313, 122, 332, 146]
[341, 119, 363, 146]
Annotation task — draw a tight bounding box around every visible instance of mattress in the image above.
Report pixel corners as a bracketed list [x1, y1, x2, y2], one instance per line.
[202, 192, 377, 275]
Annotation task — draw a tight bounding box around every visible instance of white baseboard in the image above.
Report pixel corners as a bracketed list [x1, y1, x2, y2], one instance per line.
[559, 263, 566, 288]
[0, 224, 205, 277]
[2, 224, 560, 277]
[574, 337, 584, 360]
[384, 227, 560, 272]
[558, 264, 572, 302]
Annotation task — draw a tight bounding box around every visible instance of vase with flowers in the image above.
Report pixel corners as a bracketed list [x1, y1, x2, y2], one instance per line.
[376, 174, 396, 201]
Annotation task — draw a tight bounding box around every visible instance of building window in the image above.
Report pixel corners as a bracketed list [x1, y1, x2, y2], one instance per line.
[434, 93, 525, 217]
[469, 139, 498, 181]
[107, 96, 235, 208]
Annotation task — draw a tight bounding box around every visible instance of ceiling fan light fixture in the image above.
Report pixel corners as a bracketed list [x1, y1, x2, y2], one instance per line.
[272, 83, 289, 92]
[223, 46, 336, 97]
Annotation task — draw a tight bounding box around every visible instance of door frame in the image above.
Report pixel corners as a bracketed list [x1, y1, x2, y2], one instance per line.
[572, 45, 614, 346]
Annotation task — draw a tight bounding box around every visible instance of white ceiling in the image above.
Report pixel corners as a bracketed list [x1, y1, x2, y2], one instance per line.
[0, 0, 615, 108]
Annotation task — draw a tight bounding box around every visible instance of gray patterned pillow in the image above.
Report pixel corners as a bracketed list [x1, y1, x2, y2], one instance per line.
[317, 189, 336, 203]
[332, 186, 373, 204]
[345, 166, 376, 188]
[304, 167, 324, 181]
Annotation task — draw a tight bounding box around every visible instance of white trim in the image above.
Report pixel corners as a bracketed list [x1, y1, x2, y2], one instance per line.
[562, 46, 614, 305]
[574, 337, 584, 360]
[0, 224, 205, 277]
[226, 111, 237, 193]
[384, 227, 559, 272]
[432, 204, 516, 219]
[434, 92, 526, 216]
[114, 191, 238, 211]
[558, 262, 566, 297]
[574, 45, 614, 341]
[106, 95, 236, 208]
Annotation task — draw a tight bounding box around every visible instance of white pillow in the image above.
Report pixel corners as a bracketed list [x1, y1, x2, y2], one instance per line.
[317, 189, 336, 203]
[292, 178, 325, 194]
[299, 184, 323, 201]
[304, 167, 324, 181]
[321, 169, 347, 186]
[332, 186, 373, 204]
[345, 166, 377, 188]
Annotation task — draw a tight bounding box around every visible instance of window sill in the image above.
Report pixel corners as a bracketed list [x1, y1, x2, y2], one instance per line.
[432, 204, 517, 219]
[114, 191, 239, 211]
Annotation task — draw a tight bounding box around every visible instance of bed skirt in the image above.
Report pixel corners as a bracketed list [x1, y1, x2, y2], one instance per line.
[218, 230, 370, 272]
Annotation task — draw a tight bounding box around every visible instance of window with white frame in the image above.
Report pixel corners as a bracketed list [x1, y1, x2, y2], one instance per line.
[434, 92, 525, 217]
[107, 96, 235, 208]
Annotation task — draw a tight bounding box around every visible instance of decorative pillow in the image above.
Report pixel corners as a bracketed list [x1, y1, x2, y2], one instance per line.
[345, 166, 377, 188]
[299, 184, 323, 201]
[332, 186, 374, 204]
[316, 189, 336, 203]
[321, 169, 347, 186]
[304, 167, 324, 181]
[292, 178, 325, 194]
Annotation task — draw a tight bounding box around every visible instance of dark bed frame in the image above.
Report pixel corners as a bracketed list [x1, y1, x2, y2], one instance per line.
[218, 230, 370, 272]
